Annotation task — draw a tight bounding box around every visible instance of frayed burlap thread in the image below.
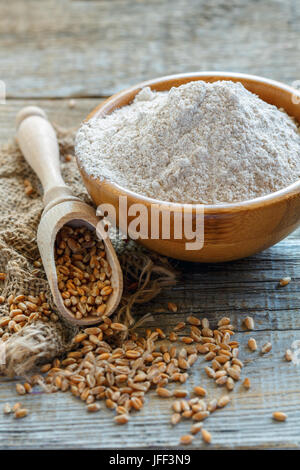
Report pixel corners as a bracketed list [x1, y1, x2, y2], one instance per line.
[1, 321, 74, 378]
[0, 125, 177, 377]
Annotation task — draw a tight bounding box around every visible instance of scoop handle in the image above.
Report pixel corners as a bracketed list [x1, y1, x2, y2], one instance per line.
[16, 106, 74, 210]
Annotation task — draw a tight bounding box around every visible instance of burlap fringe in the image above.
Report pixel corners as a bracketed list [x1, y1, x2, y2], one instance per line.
[0, 321, 74, 377]
[117, 251, 177, 327]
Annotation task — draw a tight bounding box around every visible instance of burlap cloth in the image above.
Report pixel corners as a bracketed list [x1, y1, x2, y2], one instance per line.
[0, 125, 177, 377]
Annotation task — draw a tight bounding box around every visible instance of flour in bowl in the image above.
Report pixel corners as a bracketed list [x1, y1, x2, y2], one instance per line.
[76, 81, 300, 204]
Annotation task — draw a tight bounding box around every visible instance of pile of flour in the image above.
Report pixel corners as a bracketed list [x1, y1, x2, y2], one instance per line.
[76, 81, 300, 204]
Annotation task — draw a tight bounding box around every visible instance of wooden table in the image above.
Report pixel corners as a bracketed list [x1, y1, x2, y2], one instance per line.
[0, 0, 300, 450]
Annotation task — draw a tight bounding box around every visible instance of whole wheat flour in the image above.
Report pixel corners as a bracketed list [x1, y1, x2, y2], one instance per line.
[76, 81, 300, 204]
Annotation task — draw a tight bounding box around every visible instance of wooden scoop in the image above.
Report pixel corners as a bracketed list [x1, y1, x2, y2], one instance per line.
[16, 106, 123, 326]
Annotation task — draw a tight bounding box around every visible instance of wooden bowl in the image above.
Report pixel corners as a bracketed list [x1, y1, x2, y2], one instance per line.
[76, 72, 300, 262]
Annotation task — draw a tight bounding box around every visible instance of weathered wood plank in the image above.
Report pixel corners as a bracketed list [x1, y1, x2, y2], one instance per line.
[0, 98, 300, 449]
[0, 328, 300, 449]
[0, 98, 99, 145]
[1, 0, 300, 98]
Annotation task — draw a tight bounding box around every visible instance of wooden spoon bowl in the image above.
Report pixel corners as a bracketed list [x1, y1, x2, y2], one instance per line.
[76, 72, 300, 262]
[37, 201, 123, 326]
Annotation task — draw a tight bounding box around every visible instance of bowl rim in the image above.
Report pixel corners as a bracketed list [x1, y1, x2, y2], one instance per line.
[81, 71, 300, 213]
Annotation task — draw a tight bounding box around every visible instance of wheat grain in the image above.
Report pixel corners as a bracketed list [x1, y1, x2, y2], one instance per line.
[55, 225, 113, 319]
[248, 337, 257, 351]
[193, 411, 210, 421]
[272, 411, 287, 422]
[156, 387, 172, 398]
[14, 408, 28, 419]
[16, 384, 26, 395]
[168, 302, 178, 313]
[201, 429, 212, 444]
[244, 316, 254, 330]
[87, 403, 101, 412]
[193, 386, 206, 397]
[114, 414, 129, 425]
[243, 377, 251, 389]
[261, 342, 272, 354]
[187, 316, 201, 326]
[3, 403, 11, 414]
[190, 423, 203, 435]
[285, 349, 293, 361]
[279, 277, 291, 287]
[180, 434, 194, 445]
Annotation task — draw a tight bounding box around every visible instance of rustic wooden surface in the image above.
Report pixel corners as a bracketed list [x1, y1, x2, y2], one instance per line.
[0, 0, 300, 450]
[1, 0, 300, 98]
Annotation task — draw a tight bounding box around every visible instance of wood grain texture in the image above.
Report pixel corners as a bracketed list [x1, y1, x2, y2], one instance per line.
[1, 0, 300, 98]
[0, 0, 300, 450]
[0, 99, 97, 145]
[0, 283, 300, 450]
